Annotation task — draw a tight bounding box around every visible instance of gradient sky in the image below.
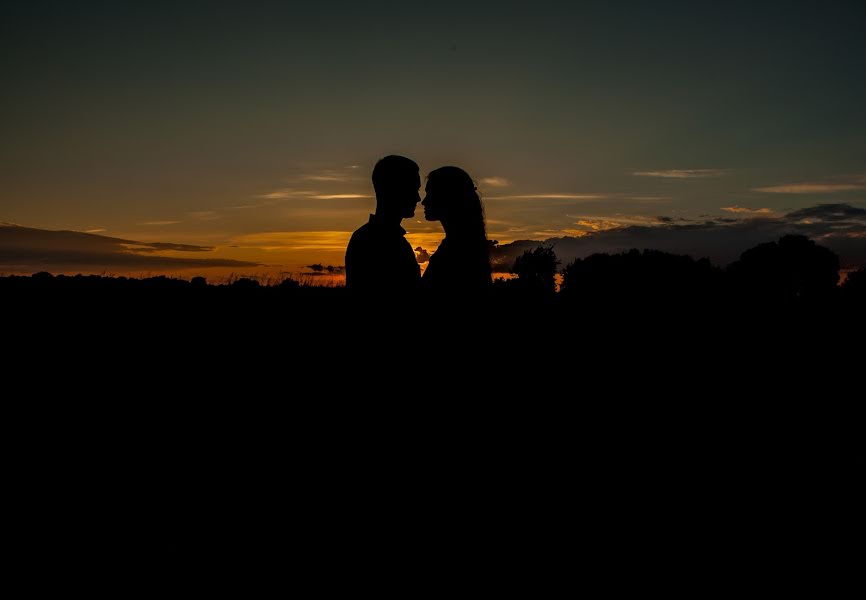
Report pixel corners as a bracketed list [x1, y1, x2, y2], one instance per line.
[2, 0, 865, 276]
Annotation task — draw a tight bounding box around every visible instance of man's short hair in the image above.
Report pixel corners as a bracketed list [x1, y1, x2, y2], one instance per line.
[372, 155, 419, 196]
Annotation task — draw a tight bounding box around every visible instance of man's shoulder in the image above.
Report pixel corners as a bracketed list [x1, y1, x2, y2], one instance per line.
[348, 222, 375, 244]
[350, 219, 403, 244]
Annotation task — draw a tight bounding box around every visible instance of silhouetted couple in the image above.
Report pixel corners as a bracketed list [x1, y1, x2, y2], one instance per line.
[345, 155, 492, 300]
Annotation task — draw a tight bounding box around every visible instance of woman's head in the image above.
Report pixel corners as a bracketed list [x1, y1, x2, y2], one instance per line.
[422, 166, 486, 237]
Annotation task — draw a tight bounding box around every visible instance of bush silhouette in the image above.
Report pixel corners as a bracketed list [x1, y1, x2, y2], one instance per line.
[231, 277, 260, 290]
[278, 277, 301, 290]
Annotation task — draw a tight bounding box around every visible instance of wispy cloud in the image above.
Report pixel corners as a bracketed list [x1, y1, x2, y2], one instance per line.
[556, 229, 593, 238]
[0, 224, 258, 272]
[302, 175, 347, 182]
[232, 231, 353, 251]
[123, 242, 214, 253]
[480, 177, 511, 188]
[633, 169, 729, 178]
[573, 219, 624, 232]
[786, 204, 866, 221]
[256, 189, 368, 200]
[309, 194, 371, 200]
[256, 189, 318, 199]
[300, 168, 362, 183]
[188, 211, 221, 221]
[490, 203, 866, 269]
[487, 194, 606, 200]
[141, 221, 181, 226]
[305, 263, 345, 274]
[753, 183, 864, 194]
[721, 206, 774, 215]
[566, 214, 663, 228]
[84, 228, 107, 233]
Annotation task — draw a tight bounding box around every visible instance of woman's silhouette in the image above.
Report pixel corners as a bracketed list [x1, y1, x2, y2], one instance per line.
[421, 166, 492, 296]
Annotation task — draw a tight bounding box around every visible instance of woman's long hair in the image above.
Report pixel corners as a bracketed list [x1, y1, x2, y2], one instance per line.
[427, 166, 487, 239]
[427, 166, 491, 277]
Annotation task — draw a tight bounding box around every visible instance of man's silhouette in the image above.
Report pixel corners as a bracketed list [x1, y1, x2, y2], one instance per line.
[345, 155, 421, 295]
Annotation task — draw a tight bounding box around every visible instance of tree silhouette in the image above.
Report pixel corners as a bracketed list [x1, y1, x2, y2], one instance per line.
[512, 245, 560, 297]
[560, 248, 719, 307]
[727, 235, 839, 302]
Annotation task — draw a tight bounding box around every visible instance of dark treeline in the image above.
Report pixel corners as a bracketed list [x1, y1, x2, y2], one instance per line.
[500, 235, 864, 309]
[3, 234, 862, 486]
[4, 232, 862, 376]
[3, 235, 863, 340]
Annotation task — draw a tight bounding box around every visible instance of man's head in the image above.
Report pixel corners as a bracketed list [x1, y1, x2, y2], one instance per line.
[372, 155, 421, 219]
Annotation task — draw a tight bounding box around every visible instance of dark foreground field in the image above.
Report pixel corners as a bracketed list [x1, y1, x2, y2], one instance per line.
[4, 236, 863, 473]
[4, 265, 862, 550]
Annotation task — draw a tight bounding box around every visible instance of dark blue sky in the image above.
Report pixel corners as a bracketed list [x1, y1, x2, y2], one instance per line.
[2, 0, 864, 272]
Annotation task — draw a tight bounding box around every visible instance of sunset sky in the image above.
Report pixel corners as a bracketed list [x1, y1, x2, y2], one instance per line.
[2, 1, 865, 277]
